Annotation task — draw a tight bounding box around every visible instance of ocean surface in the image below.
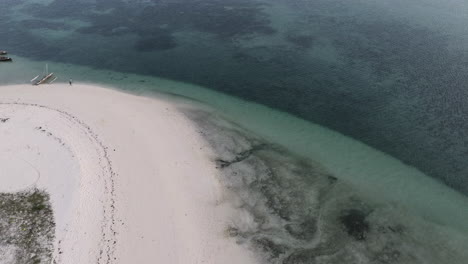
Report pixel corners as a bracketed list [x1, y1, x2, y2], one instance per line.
[1, 0, 468, 263]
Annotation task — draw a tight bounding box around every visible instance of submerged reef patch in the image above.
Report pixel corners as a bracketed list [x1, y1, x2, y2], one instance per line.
[20, 0, 275, 52]
[134, 34, 177, 52]
[185, 109, 468, 264]
[0, 188, 55, 264]
[19, 19, 71, 30]
[339, 209, 369, 241]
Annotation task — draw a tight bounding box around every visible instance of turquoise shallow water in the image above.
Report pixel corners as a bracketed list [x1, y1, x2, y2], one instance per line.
[2, 0, 468, 263]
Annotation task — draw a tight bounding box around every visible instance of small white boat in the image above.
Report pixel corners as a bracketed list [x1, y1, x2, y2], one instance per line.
[31, 64, 57, 85]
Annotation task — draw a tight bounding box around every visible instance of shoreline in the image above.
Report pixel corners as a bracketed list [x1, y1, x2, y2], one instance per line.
[1, 57, 467, 234]
[0, 83, 257, 263]
[2, 82, 468, 263]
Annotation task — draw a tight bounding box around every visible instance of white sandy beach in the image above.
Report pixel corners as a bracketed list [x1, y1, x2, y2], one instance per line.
[0, 84, 257, 263]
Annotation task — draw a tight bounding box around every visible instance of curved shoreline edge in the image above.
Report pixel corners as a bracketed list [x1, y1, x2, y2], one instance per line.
[182, 108, 468, 264]
[0, 84, 257, 264]
[1, 56, 466, 225]
[1, 83, 468, 264]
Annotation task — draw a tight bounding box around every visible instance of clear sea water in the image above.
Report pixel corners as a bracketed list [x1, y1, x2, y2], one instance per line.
[1, 0, 468, 263]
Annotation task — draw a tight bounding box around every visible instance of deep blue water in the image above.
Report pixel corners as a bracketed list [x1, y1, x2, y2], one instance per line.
[1, 0, 468, 197]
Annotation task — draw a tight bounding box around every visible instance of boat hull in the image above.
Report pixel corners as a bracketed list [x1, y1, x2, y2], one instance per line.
[33, 73, 55, 85]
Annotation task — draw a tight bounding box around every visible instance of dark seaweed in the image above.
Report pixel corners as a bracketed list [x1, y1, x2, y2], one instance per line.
[0, 189, 55, 264]
[185, 110, 465, 264]
[339, 209, 369, 241]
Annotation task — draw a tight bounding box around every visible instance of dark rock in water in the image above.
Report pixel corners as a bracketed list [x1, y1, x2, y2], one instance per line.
[215, 144, 265, 168]
[215, 158, 231, 168]
[326, 174, 338, 183]
[339, 209, 369, 241]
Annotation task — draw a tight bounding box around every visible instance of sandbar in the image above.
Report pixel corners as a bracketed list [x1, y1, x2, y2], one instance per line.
[0, 84, 256, 264]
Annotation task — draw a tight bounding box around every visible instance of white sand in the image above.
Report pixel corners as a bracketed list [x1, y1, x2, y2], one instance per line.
[0, 84, 257, 264]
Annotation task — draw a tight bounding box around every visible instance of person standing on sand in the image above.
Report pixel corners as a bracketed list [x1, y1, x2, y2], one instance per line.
[69, 79, 73, 86]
